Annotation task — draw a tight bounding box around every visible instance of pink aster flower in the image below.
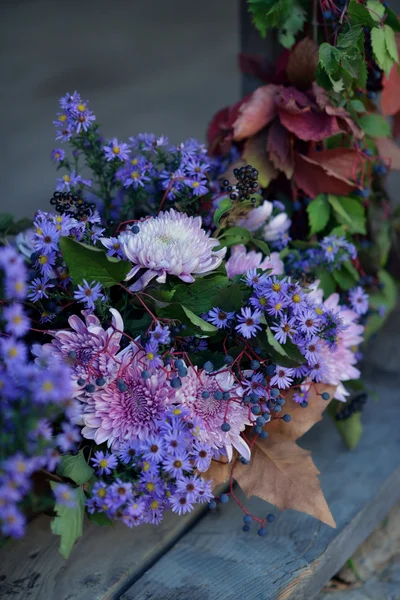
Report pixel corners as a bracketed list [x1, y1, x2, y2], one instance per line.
[37, 309, 123, 393]
[79, 346, 176, 447]
[175, 367, 251, 462]
[118, 208, 226, 291]
[225, 245, 283, 279]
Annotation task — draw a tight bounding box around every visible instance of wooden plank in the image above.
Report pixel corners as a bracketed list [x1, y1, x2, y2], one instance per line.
[0, 506, 206, 600]
[122, 374, 400, 600]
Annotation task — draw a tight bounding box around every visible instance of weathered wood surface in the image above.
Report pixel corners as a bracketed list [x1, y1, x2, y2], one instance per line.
[0, 506, 206, 600]
[122, 373, 400, 600]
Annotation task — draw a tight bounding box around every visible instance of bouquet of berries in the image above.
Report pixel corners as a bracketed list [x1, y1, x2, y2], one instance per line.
[0, 88, 385, 555]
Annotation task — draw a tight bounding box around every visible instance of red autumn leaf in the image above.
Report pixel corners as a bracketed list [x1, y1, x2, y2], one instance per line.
[233, 85, 279, 141]
[286, 38, 319, 90]
[234, 386, 336, 527]
[376, 137, 400, 170]
[242, 129, 278, 188]
[277, 87, 340, 142]
[294, 149, 359, 196]
[207, 98, 248, 156]
[393, 112, 400, 138]
[238, 53, 272, 84]
[381, 33, 400, 116]
[266, 119, 294, 179]
[325, 105, 364, 139]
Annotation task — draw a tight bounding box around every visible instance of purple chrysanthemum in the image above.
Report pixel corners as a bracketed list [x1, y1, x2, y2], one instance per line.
[118, 209, 226, 291]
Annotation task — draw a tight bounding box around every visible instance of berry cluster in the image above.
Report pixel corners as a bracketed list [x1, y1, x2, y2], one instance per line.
[50, 191, 96, 218]
[221, 164, 259, 202]
[336, 393, 368, 421]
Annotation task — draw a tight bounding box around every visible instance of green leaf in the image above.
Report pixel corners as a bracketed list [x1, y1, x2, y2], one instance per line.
[307, 194, 331, 236]
[6, 217, 33, 235]
[332, 266, 357, 291]
[379, 269, 397, 310]
[57, 450, 94, 485]
[213, 197, 232, 227]
[319, 43, 341, 75]
[364, 312, 386, 341]
[334, 410, 363, 449]
[278, 3, 306, 49]
[371, 26, 394, 75]
[218, 226, 269, 255]
[255, 331, 299, 368]
[0, 214, 14, 232]
[282, 338, 305, 364]
[316, 269, 336, 298]
[214, 283, 244, 312]
[328, 195, 366, 234]
[87, 512, 114, 526]
[359, 114, 391, 138]
[337, 25, 363, 50]
[367, 0, 385, 22]
[252, 237, 270, 256]
[384, 25, 399, 62]
[173, 275, 231, 314]
[343, 260, 360, 282]
[376, 222, 391, 267]
[59, 237, 131, 288]
[385, 7, 400, 32]
[349, 99, 366, 113]
[50, 484, 85, 559]
[157, 303, 218, 335]
[348, 0, 376, 27]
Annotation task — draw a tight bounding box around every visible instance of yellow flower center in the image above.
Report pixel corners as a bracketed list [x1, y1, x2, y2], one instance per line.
[42, 381, 54, 392]
[97, 488, 107, 498]
[192, 181, 200, 188]
[292, 294, 301, 303]
[63, 175, 70, 183]
[12, 315, 22, 325]
[143, 461, 150, 471]
[315, 307, 324, 315]
[36, 227, 43, 235]
[275, 302, 282, 311]
[131, 158, 139, 165]
[8, 347, 18, 358]
[131, 171, 140, 180]
[146, 352, 154, 360]
[173, 408, 182, 415]
[112, 146, 120, 155]
[77, 103, 86, 112]
[150, 500, 159, 510]
[16, 462, 26, 473]
[326, 245, 333, 253]
[58, 114, 67, 122]
[272, 283, 281, 292]
[99, 459, 108, 468]
[14, 281, 24, 292]
[146, 482, 155, 492]
[38, 255, 48, 265]
[259, 296, 267, 306]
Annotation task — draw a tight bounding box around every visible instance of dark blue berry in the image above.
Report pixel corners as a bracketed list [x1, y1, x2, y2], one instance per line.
[270, 388, 280, 398]
[77, 378, 85, 386]
[321, 392, 330, 401]
[131, 225, 140, 234]
[221, 422, 231, 432]
[117, 379, 127, 392]
[170, 377, 182, 389]
[265, 365, 275, 376]
[258, 527, 267, 536]
[274, 405, 282, 413]
[283, 414, 291, 422]
[219, 493, 229, 504]
[243, 395, 251, 404]
[251, 405, 261, 415]
[250, 359, 260, 370]
[266, 513, 275, 523]
[204, 361, 214, 372]
[254, 346, 262, 355]
[253, 425, 262, 435]
[243, 524, 250, 532]
[300, 400, 308, 408]
[224, 355, 234, 365]
[141, 370, 151, 379]
[174, 359, 184, 368]
[208, 500, 217, 509]
[85, 383, 95, 393]
[96, 377, 105, 386]
[260, 430, 269, 439]
[243, 514, 252, 524]
[250, 392, 259, 404]
[68, 350, 76, 359]
[213, 390, 223, 400]
[222, 391, 230, 401]
[201, 390, 210, 399]
[178, 367, 188, 378]
[256, 416, 266, 426]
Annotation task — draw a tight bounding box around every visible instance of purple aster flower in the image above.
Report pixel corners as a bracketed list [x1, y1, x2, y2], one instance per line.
[28, 277, 54, 302]
[196, 478, 213, 504]
[144, 340, 163, 369]
[164, 428, 188, 456]
[35, 251, 56, 278]
[116, 440, 141, 465]
[170, 492, 194, 515]
[3, 304, 30, 337]
[57, 422, 81, 452]
[293, 388, 310, 404]
[70, 100, 96, 133]
[100, 236, 124, 258]
[176, 475, 203, 503]
[188, 178, 208, 196]
[56, 170, 91, 192]
[270, 316, 297, 344]
[150, 323, 170, 345]
[52, 483, 77, 508]
[142, 436, 165, 463]
[298, 310, 321, 337]
[190, 441, 213, 472]
[117, 157, 151, 189]
[51, 148, 65, 162]
[302, 337, 321, 365]
[91, 481, 109, 506]
[236, 307, 263, 339]
[308, 360, 328, 383]
[0, 505, 26, 538]
[207, 307, 235, 329]
[349, 286, 369, 315]
[1, 337, 27, 365]
[91, 450, 118, 475]
[184, 158, 210, 177]
[120, 209, 226, 291]
[109, 479, 133, 504]
[103, 138, 131, 162]
[163, 451, 192, 479]
[73, 279, 102, 310]
[266, 293, 287, 317]
[243, 372, 265, 397]
[270, 366, 294, 389]
[59, 90, 81, 111]
[33, 221, 60, 255]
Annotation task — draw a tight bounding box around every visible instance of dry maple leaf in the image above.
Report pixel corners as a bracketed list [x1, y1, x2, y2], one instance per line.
[234, 385, 336, 528]
[202, 455, 234, 491]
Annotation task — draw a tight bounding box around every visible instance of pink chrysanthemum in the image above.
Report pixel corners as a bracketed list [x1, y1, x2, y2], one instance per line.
[237, 200, 291, 242]
[79, 346, 175, 447]
[38, 309, 123, 394]
[176, 367, 251, 461]
[312, 293, 364, 401]
[225, 244, 283, 279]
[118, 208, 226, 291]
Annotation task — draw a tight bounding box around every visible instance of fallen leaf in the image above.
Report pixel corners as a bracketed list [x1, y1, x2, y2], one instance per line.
[207, 98, 248, 156]
[376, 136, 400, 170]
[234, 386, 336, 527]
[233, 85, 279, 141]
[267, 119, 295, 178]
[294, 149, 359, 196]
[381, 33, 400, 116]
[286, 38, 319, 89]
[202, 457, 232, 490]
[242, 129, 278, 187]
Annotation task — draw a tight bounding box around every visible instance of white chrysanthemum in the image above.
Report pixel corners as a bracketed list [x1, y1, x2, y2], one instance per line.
[237, 200, 291, 242]
[114, 209, 226, 291]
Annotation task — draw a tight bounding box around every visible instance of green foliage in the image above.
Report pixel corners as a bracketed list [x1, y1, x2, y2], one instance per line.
[213, 283, 245, 312]
[332, 408, 363, 449]
[349, 99, 366, 113]
[307, 194, 331, 236]
[248, 0, 305, 48]
[218, 226, 270, 255]
[332, 263, 359, 291]
[359, 114, 391, 138]
[59, 237, 131, 287]
[157, 303, 217, 336]
[385, 7, 400, 32]
[256, 328, 305, 368]
[213, 197, 232, 226]
[371, 25, 398, 76]
[328, 195, 366, 234]
[87, 512, 114, 526]
[57, 450, 94, 485]
[347, 0, 376, 27]
[367, 0, 385, 22]
[172, 275, 231, 314]
[50, 484, 85, 559]
[316, 269, 336, 298]
[317, 25, 366, 92]
[0, 213, 14, 233]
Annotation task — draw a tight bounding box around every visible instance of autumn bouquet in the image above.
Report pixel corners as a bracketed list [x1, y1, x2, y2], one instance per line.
[0, 88, 372, 556]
